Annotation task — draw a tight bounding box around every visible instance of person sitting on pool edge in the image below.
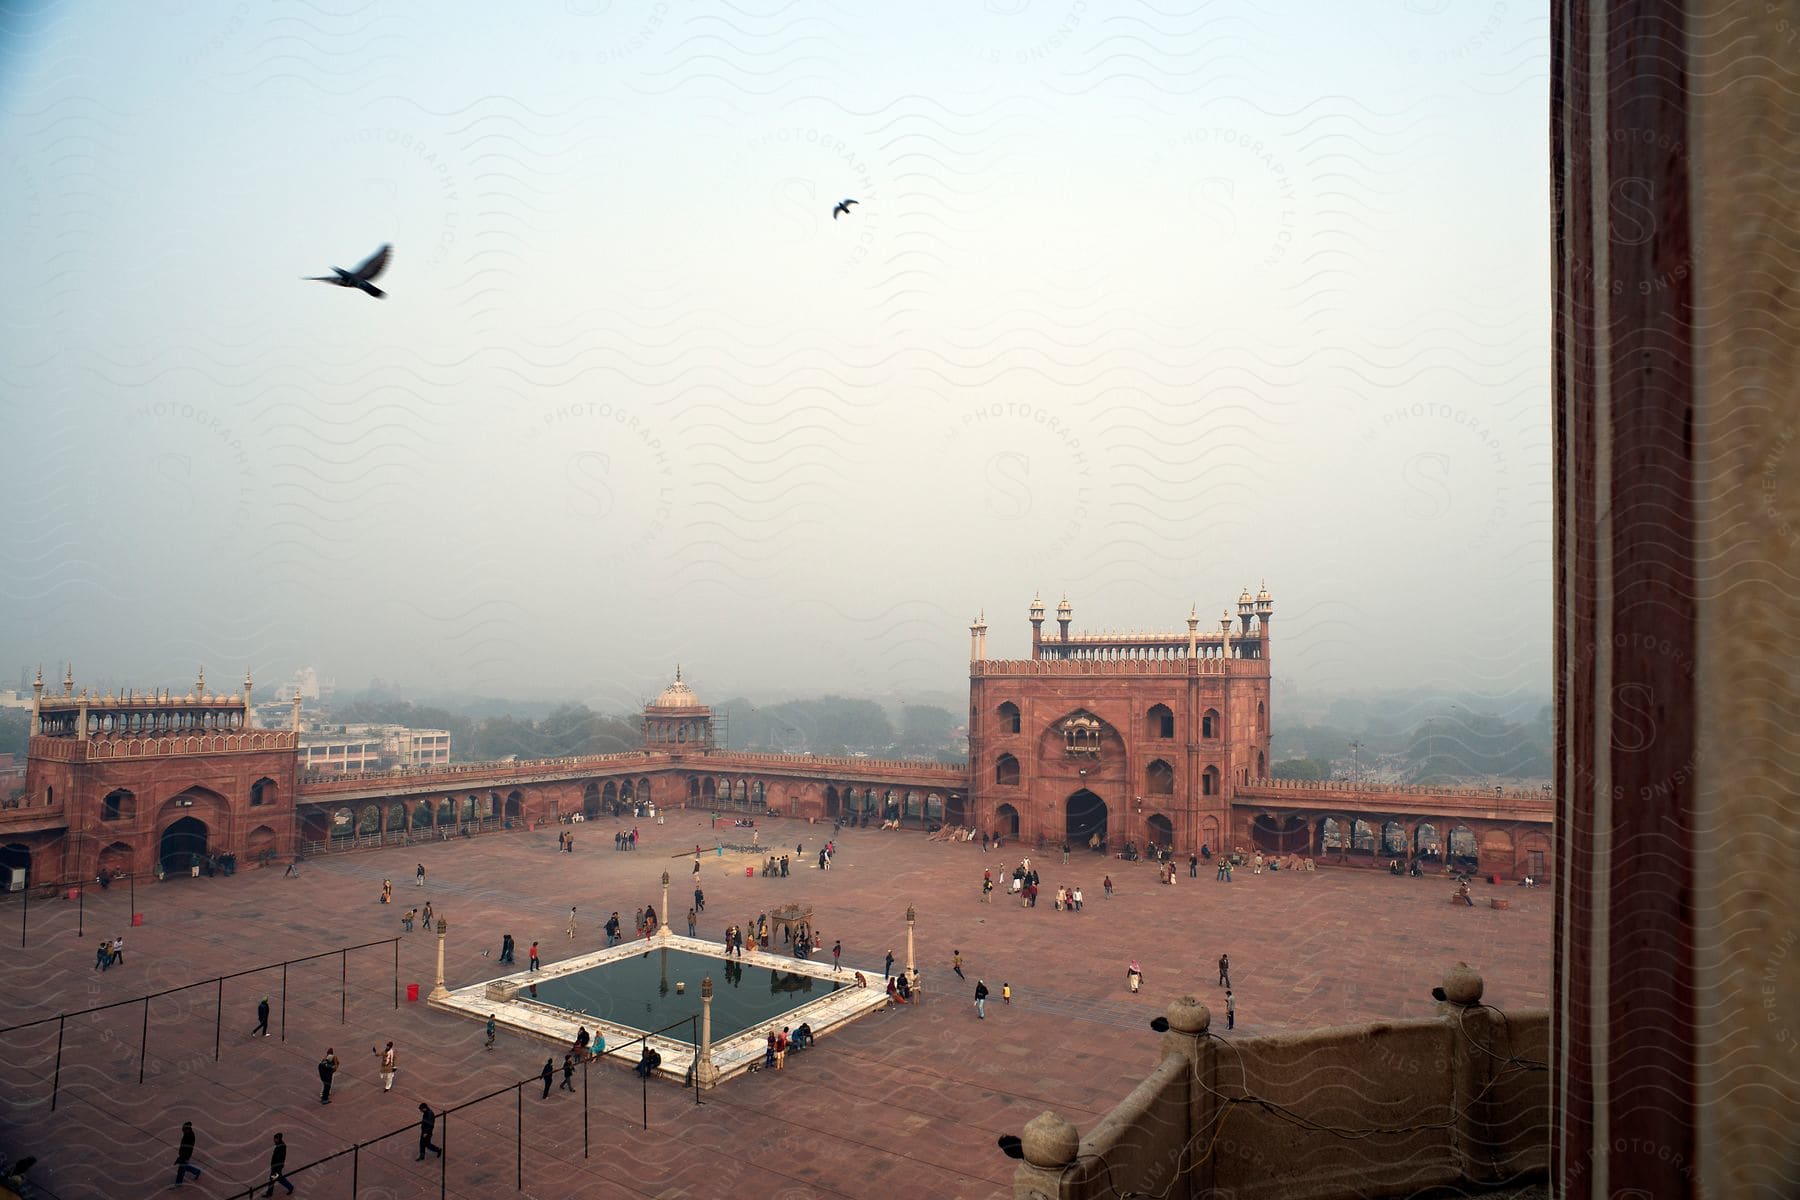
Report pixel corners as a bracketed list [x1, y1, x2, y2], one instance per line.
[792, 1022, 814, 1050]
[635, 1045, 661, 1078]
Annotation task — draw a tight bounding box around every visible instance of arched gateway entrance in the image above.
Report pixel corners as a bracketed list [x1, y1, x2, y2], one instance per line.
[160, 816, 209, 873]
[1065, 789, 1107, 849]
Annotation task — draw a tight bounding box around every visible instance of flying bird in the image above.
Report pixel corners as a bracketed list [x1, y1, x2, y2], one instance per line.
[305, 243, 392, 298]
[832, 199, 858, 220]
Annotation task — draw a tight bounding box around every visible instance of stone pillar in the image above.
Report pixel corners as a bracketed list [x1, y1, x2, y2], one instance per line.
[696, 976, 718, 1088]
[429, 918, 450, 1001]
[904, 904, 915, 975]
[1552, 4, 1800, 1197]
[659, 870, 670, 937]
[1008, 1111, 1083, 1199]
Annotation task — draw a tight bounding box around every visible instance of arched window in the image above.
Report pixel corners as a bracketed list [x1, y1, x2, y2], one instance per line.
[1256, 750, 1266, 778]
[250, 777, 275, 807]
[1202, 708, 1220, 739]
[1257, 701, 1266, 733]
[1202, 765, 1221, 797]
[101, 788, 134, 822]
[1145, 760, 1175, 795]
[995, 753, 1020, 786]
[1148, 704, 1175, 739]
[997, 701, 1021, 734]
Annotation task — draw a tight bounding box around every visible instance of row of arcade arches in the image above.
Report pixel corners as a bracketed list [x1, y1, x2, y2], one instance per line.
[991, 701, 1264, 740]
[993, 755, 1255, 793]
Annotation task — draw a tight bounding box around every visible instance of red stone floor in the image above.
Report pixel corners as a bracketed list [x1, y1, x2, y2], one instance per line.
[0, 816, 1550, 1199]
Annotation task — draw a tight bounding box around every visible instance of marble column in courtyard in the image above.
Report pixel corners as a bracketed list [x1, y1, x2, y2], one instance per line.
[904, 904, 916, 976]
[660, 870, 671, 937]
[696, 976, 718, 1088]
[429, 918, 449, 1001]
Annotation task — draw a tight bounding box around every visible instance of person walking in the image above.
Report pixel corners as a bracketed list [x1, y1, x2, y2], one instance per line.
[415, 863, 425, 887]
[380, 1042, 397, 1091]
[416, 1104, 442, 1160]
[262, 1132, 292, 1197]
[172, 1121, 202, 1186]
[687, 907, 697, 937]
[1103, 874, 1114, 898]
[111, 933, 124, 965]
[1218, 954, 1231, 989]
[1002, 982, 1012, 1006]
[253, 995, 271, 1038]
[1225, 989, 1236, 1030]
[317, 1051, 336, 1104]
[974, 979, 989, 1019]
[1189, 852, 1199, 878]
[884, 949, 895, 980]
[560, 1053, 577, 1091]
[566, 907, 578, 939]
[540, 1058, 555, 1099]
[952, 950, 965, 981]
[528, 942, 541, 972]
[1072, 885, 1084, 911]
[500, 933, 514, 964]
[832, 940, 842, 973]
[981, 877, 993, 903]
[695, 885, 705, 913]
[485, 1014, 497, 1051]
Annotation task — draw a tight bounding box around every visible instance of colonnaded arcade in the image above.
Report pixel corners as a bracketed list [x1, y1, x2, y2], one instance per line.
[0, 589, 1551, 889]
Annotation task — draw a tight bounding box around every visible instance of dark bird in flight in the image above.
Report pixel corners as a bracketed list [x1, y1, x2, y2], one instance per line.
[305, 244, 392, 298]
[832, 199, 858, 220]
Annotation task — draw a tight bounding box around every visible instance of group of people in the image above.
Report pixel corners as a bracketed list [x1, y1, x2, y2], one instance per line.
[759, 855, 793, 877]
[612, 828, 641, 851]
[92, 932, 125, 971]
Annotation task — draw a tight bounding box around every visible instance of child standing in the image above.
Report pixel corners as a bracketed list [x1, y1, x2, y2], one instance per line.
[1002, 982, 1012, 1005]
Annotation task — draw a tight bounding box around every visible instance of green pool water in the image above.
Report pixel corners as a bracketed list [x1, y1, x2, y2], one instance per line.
[526, 947, 843, 1045]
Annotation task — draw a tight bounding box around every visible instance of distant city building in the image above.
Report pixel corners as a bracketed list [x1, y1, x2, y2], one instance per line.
[0, 688, 34, 712]
[280, 667, 331, 702]
[298, 723, 451, 774]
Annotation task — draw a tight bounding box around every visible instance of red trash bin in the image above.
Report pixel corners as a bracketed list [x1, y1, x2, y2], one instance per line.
[1491, 874, 1501, 886]
[66, 887, 80, 901]
[745, 866, 754, 877]
[131, 912, 144, 926]
[406, 983, 420, 1002]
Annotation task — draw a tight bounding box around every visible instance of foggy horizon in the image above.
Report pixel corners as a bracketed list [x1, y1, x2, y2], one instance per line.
[0, 2, 1551, 716]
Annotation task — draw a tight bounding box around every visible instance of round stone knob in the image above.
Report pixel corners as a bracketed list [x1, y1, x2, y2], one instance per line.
[1165, 995, 1211, 1034]
[1020, 1111, 1080, 1168]
[1442, 962, 1484, 1005]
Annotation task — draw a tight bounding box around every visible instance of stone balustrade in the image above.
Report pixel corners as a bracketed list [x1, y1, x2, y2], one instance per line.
[1009, 969, 1547, 1200]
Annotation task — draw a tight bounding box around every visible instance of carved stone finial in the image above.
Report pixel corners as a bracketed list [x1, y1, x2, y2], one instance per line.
[1019, 1111, 1080, 1168]
[702, 976, 713, 999]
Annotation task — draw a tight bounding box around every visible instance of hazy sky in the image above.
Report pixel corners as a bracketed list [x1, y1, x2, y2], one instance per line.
[0, 0, 1550, 713]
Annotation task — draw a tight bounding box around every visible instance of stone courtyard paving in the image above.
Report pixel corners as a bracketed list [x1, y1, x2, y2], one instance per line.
[0, 815, 1550, 1198]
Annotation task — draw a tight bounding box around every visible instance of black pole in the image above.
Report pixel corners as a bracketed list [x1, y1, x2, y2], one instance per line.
[341, 948, 347, 1025]
[280, 962, 288, 1041]
[393, 939, 399, 1009]
[77, 880, 83, 938]
[19, 880, 26, 949]
[215, 977, 223, 1061]
[516, 1082, 523, 1191]
[641, 1067, 648, 1131]
[138, 995, 150, 1083]
[352, 1143, 359, 1198]
[440, 1111, 448, 1200]
[582, 1057, 589, 1159]
[130, 869, 135, 918]
[51, 1015, 64, 1111]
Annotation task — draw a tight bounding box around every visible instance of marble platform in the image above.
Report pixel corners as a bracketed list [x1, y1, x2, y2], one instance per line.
[431, 931, 893, 1085]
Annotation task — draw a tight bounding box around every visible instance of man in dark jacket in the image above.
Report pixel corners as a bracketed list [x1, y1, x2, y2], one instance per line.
[173, 1121, 201, 1185]
[416, 1104, 442, 1160]
[317, 1053, 335, 1104]
[540, 1058, 555, 1098]
[262, 1132, 292, 1196]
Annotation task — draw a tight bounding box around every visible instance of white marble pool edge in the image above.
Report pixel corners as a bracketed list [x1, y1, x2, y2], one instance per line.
[431, 932, 894, 1084]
